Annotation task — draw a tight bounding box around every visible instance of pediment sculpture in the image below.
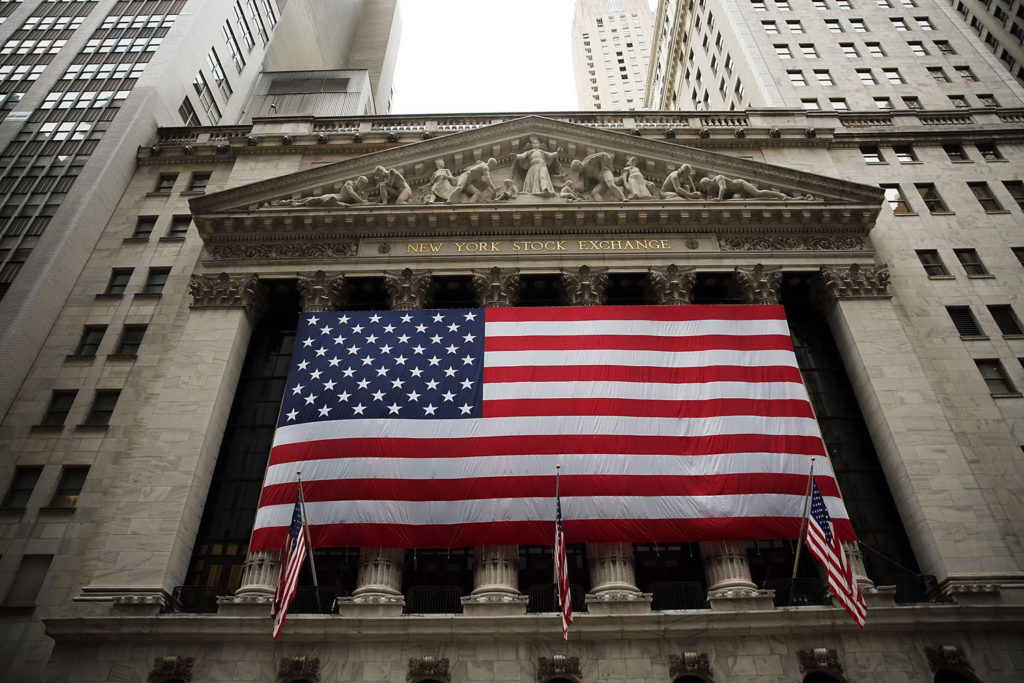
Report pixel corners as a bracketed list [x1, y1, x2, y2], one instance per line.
[262, 144, 817, 209]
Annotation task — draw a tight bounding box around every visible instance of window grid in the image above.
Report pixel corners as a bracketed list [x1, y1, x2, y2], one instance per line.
[916, 249, 949, 277]
[947, 306, 984, 338]
[954, 248, 989, 276]
[1003, 181, 1024, 209]
[42, 389, 77, 427]
[988, 305, 1024, 336]
[84, 389, 120, 426]
[968, 182, 1003, 211]
[143, 267, 169, 294]
[883, 184, 912, 213]
[104, 268, 132, 295]
[976, 359, 1016, 395]
[73, 325, 105, 356]
[2, 466, 42, 509]
[916, 183, 949, 212]
[49, 465, 89, 508]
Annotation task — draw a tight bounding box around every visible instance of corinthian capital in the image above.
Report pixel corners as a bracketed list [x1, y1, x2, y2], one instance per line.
[189, 273, 265, 319]
[472, 267, 520, 308]
[649, 265, 696, 305]
[297, 271, 347, 313]
[561, 265, 609, 306]
[732, 264, 782, 305]
[817, 264, 891, 302]
[384, 268, 432, 310]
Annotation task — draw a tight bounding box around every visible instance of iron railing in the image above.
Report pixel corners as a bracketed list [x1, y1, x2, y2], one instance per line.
[403, 586, 464, 614]
[525, 583, 588, 614]
[290, 586, 345, 614]
[649, 581, 709, 610]
[164, 585, 231, 613]
[764, 577, 828, 607]
[893, 574, 948, 604]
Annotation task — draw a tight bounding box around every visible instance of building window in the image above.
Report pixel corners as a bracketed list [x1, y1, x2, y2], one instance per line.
[907, 40, 928, 55]
[865, 41, 886, 56]
[978, 94, 999, 108]
[2, 555, 52, 607]
[178, 97, 200, 126]
[143, 268, 170, 295]
[976, 359, 1016, 395]
[893, 145, 917, 162]
[954, 248, 989, 276]
[2, 467, 42, 509]
[167, 216, 191, 239]
[860, 145, 884, 163]
[49, 466, 89, 508]
[815, 69, 835, 85]
[882, 184, 912, 213]
[133, 217, 156, 239]
[104, 269, 133, 296]
[850, 18, 868, 31]
[943, 144, 968, 161]
[188, 173, 211, 193]
[84, 390, 120, 427]
[775, 0, 792, 10]
[74, 326, 106, 357]
[968, 182, 1003, 211]
[902, 96, 922, 109]
[246, 0, 269, 46]
[836, 0, 852, 7]
[948, 95, 968, 108]
[857, 69, 877, 84]
[928, 66, 950, 83]
[830, 97, 849, 110]
[752, 0, 767, 11]
[114, 325, 147, 357]
[916, 249, 949, 277]
[840, 42, 859, 57]
[154, 174, 177, 193]
[788, 70, 807, 85]
[812, 0, 828, 8]
[947, 306, 985, 338]
[825, 19, 843, 32]
[1002, 181, 1024, 209]
[221, 21, 245, 73]
[890, 17, 909, 31]
[935, 40, 956, 54]
[874, 97, 894, 109]
[41, 390, 78, 427]
[954, 65, 977, 82]
[787, 20, 804, 33]
[775, 44, 792, 58]
[977, 143, 1003, 160]
[206, 48, 232, 101]
[916, 184, 949, 212]
[883, 67, 905, 83]
[801, 98, 820, 110]
[800, 43, 819, 58]
[763, 20, 779, 33]
[1011, 246, 1024, 266]
[988, 305, 1024, 336]
[915, 16, 934, 30]
[193, 71, 222, 124]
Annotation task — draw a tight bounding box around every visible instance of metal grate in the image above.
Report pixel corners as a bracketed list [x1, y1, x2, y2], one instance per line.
[404, 586, 464, 614]
[525, 583, 588, 614]
[649, 581, 709, 610]
[764, 577, 827, 607]
[165, 585, 231, 613]
[290, 586, 345, 614]
[946, 306, 984, 338]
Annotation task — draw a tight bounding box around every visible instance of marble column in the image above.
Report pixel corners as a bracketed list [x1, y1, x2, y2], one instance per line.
[461, 268, 528, 614]
[560, 266, 650, 613]
[338, 268, 432, 616]
[231, 272, 346, 605]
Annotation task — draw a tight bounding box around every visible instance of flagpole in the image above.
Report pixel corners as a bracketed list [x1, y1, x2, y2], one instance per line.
[554, 464, 561, 585]
[296, 470, 321, 611]
[791, 457, 816, 580]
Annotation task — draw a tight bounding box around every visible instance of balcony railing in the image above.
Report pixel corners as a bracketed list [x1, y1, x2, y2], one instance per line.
[403, 586, 464, 614]
[649, 581, 709, 610]
[290, 586, 346, 614]
[164, 585, 231, 614]
[764, 577, 828, 607]
[525, 583, 588, 614]
[894, 574, 949, 604]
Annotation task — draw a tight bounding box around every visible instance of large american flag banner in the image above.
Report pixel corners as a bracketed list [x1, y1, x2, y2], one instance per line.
[250, 305, 856, 551]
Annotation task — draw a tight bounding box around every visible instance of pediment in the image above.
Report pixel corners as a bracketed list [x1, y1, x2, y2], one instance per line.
[190, 115, 883, 245]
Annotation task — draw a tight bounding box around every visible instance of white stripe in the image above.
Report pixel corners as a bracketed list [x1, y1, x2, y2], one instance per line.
[263, 452, 838, 486]
[483, 380, 810, 402]
[485, 318, 790, 337]
[253, 493, 851, 529]
[484, 348, 798, 369]
[271, 414, 824, 446]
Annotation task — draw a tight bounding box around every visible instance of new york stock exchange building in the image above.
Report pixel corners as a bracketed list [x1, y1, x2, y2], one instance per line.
[3, 110, 1024, 683]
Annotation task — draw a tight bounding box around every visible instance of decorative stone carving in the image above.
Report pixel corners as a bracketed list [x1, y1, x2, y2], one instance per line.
[797, 648, 843, 675]
[561, 265, 608, 306]
[233, 549, 280, 598]
[537, 655, 581, 681]
[407, 656, 450, 682]
[570, 151, 625, 201]
[719, 235, 866, 251]
[494, 178, 519, 201]
[621, 156, 653, 200]
[698, 174, 813, 200]
[373, 165, 412, 204]
[558, 180, 585, 201]
[472, 267, 520, 308]
[925, 645, 972, 672]
[668, 652, 713, 680]
[447, 158, 498, 203]
[205, 241, 357, 260]
[266, 177, 369, 207]
[148, 656, 193, 683]
[732, 265, 782, 305]
[662, 164, 701, 200]
[189, 273, 265, 318]
[512, 136, 562, 196]
[297, 271, 347, 312]
[278, 656, 320, 683]
[429, 159, 456, 201]
[384, 268, 432, 310]
[649, 265, 696, 305]
[817, 264, 891, 300]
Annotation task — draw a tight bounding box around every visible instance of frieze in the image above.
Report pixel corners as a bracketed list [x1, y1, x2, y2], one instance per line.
[205, 241, 357, 260]
[363, 235, 705, 258]
[719, 235, 866, 251]
[148, 656, 193, 683]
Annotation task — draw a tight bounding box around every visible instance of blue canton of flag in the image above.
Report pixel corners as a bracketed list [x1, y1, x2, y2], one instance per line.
[280, 309, 485, 426]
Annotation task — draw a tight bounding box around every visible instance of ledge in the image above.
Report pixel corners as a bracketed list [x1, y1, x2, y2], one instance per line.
[74, 424, 109, 433]
[30, 424, 65, 433]
[64, 354, 96, 363]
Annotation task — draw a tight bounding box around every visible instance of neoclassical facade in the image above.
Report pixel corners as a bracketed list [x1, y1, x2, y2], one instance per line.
[1, 110, 1023, 682]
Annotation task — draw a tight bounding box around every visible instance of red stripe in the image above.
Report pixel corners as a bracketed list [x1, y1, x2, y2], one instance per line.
[483, 397, 815, 419]
[258, 473, 844, 506]
[485, 333, 794, 353]
[268, 433, 828, 464]
[485, 304, 786, 322]
[483, 364, 804, 384]
[250, 515, 858, 551]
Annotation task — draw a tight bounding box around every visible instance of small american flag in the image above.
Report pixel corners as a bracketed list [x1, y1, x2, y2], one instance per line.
[555, 488, 572, 641]
[271, 490, 306, 639]
[806, 480, 867, 627]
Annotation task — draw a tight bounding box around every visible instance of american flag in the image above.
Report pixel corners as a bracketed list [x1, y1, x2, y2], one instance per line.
[555, 487, 572, 641]
[806, 480, 867, 627]
[271, 490, 306, 639]
[251, 305, 856, 551]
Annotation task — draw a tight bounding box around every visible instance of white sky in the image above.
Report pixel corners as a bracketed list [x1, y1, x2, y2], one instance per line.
[390, 1, 656, 115]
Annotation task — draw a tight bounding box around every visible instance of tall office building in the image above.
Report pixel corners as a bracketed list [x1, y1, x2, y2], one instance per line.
[946, 0, 1024, 88]
[0, 0, 400, 422]
[572, 0, 656, 109]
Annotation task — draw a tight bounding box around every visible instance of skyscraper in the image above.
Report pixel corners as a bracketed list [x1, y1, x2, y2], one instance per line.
[572, 0, 655, 109]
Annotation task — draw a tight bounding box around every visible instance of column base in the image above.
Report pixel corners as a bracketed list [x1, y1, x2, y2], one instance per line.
[461, 593, 529, 616]
[216, 593, 273, 616]
[335, 593, 405, 617]
[707, 587, 776, 611]
[585, 590, 652, 614]
[863, 585, 897, 608]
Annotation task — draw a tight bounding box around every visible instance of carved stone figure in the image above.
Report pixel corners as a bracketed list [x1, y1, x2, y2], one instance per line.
[493, 178, 519, 201]
[429, 159, 456, 202]
[662, 164, 702, 200]
[511, 136, 562, 196]
[373, 165, 412, 205]
[570, 151, 626, 201]
[558, 179, 585, 201]
[620, 156, 653, 200]
[267, 176, 369, 208]
[698, 174, 810, 201]
[447, 158, 498, 203]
